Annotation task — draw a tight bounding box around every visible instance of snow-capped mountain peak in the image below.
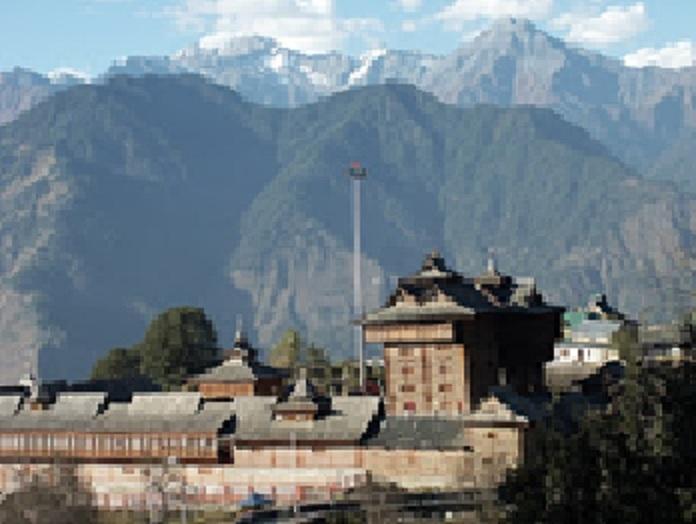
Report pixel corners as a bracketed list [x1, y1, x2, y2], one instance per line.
[348, 47, 388, 86]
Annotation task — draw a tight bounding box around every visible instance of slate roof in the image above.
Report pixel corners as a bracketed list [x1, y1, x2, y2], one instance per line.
[93, 397, 234, 434]
[191, 361, 282, 383]
[361, 252, 560, 325]
[234, 396, 380, 443]
[368, 389, 537, 450]
[366, 417, 472, 450]
[0, 393, 107, 431]
[0, 395, 22, 416]
[0, 392, 235, 434]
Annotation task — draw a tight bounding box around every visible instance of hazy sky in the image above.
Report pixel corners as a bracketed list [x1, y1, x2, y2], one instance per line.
[1, 0, 695, 77]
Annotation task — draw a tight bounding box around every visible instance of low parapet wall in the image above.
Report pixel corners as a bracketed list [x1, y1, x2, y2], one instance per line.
[0, 463, 369, 510]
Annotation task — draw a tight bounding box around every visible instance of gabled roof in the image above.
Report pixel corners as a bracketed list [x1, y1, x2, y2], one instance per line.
[191, 361, 282, 384]
[0, 395, 22, 416]
[93, 398, 234, 433]
[0, 391, 235, 434]
[189, 331, 285, 384]
[234, 396, 380, 444]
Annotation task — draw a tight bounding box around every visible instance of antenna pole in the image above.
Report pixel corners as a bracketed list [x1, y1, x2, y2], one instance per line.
[346, 162, 367, 392]
[353, 176, 364, 392]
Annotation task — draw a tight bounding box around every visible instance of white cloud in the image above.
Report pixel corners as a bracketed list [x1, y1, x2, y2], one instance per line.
[551, 2, 648, 46]
[435, 0, 553, 30]
[624, 41, 696, 69]
[401, 20, 417, 32]
[395, 0, 422, 12]
[168, 0, 383, 54]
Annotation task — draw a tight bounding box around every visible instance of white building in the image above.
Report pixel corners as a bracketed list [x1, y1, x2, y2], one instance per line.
[553, 319, 623, 364]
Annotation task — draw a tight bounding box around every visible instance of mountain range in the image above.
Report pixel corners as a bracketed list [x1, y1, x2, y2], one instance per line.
[1, 73, 695, 383]
[2, 18, 695, 188]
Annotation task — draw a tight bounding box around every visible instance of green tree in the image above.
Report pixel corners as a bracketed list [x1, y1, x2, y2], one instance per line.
[138, 307, 219, 389]
[500, 362, 696, 524]
[301, 344, 332, 393]
[90, 347, 142, 381]
[269, 329, 302, 370]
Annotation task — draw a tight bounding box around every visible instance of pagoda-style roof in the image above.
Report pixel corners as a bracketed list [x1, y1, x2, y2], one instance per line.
[233, 374, 380, 444]
[234, 395, 380, 444]
[190, 330, 285, 384]
[361, 251, 559, 325]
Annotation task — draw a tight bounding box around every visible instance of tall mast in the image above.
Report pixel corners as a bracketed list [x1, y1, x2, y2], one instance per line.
[346, 162, 367, 391]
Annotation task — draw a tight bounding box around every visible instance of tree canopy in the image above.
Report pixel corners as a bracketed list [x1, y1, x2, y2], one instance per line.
[90, 306, 220, 389]
[269, 329, 302, 370]
[89, 347, 142, 381]
[500, 360, 696, 523]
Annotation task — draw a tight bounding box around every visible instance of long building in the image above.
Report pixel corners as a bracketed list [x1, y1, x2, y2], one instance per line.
[0, 252, 561, 510]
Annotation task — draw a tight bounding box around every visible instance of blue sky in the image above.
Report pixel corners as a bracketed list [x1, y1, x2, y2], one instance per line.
[1, 0, 695, 77]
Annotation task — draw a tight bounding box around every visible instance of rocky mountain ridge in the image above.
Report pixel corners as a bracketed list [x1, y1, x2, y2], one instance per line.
[2, 19, 695, 183]
[1, 76, 695, 383]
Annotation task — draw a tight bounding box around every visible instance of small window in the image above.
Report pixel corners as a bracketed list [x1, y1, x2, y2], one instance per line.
[438, 384, 453, 393]
[399, 347, 413, 357]
[403, 401, 416, 412]
[401, 384, 415, 393]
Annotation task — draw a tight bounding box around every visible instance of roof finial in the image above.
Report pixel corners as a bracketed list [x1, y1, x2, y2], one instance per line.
[234, 314, 248, 348]
[422, 249, 446, 272]
[487, 248, 498, 275]
[487, 256, 496, 274]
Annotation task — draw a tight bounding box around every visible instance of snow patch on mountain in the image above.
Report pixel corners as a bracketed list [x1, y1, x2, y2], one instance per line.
[47, 68, 90, 85]
[348, 48, 387, 86]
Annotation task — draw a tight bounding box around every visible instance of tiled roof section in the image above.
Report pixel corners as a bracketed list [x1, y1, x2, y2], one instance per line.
[362, 253, 556, 324]
[367, 417, 471, 450]
[234, 396, 380, 443]
[127, 392, 201, 415]
[368, 393, 534, 450]
[51, 392, 107, 416]
[93, 399, 234, 433]
[191, 362, 282, 383]
[0, 394, 106, 432]
[0, 395, 22, 416]
[0, 391, 234, 434]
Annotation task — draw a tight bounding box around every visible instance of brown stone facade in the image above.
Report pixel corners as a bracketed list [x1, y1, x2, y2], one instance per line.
[370, 313, 559, 417]
[383, 343, 468, 416]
